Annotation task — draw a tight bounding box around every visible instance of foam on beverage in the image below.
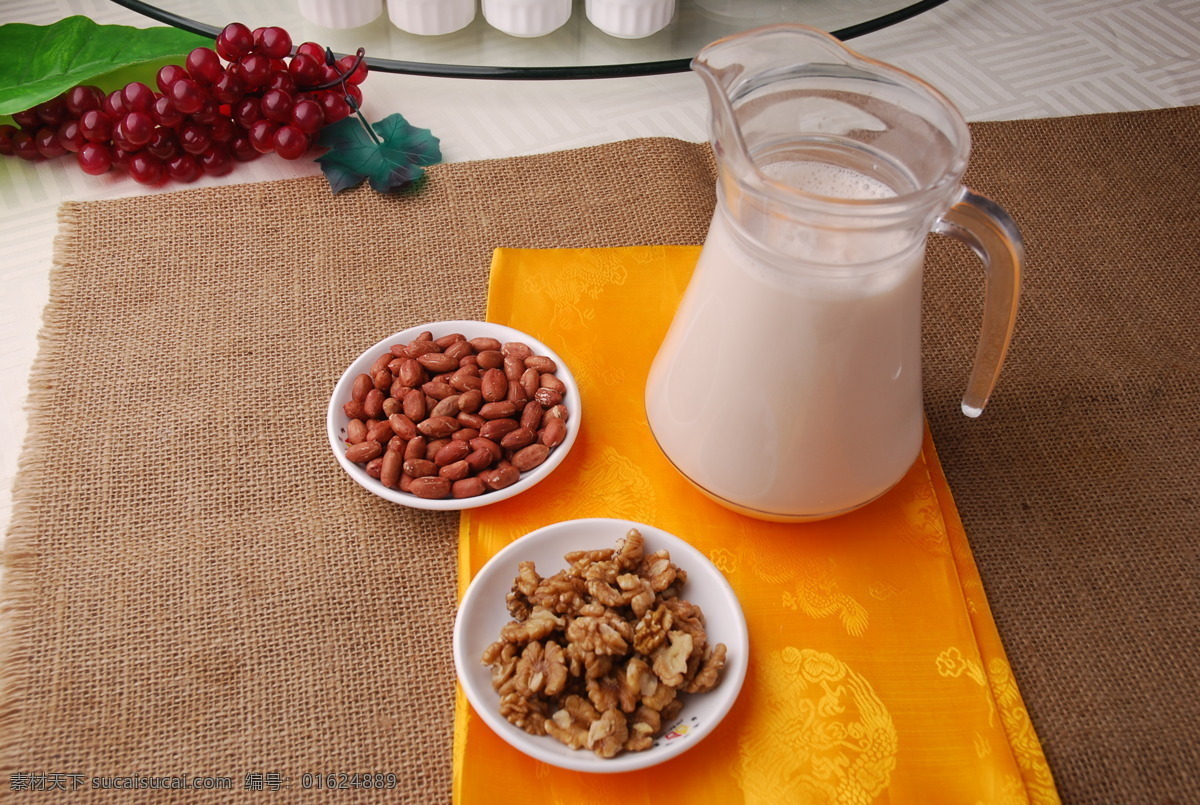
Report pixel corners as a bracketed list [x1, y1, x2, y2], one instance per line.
[762, 160, 899, 201]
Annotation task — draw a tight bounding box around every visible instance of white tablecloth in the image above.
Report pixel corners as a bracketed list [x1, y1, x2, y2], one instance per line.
[1, 0, 1198, 535]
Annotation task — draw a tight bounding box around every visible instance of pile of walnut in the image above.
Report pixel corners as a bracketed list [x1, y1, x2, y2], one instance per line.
[481, 528, 727, 758]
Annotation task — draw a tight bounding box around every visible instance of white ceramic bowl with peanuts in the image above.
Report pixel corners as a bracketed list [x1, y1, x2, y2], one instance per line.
[453, 518, 749, 773]
[327, 320, 581, 510]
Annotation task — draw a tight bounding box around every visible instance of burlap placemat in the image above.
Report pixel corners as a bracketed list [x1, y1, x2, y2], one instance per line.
[2, 107, 1197, 803]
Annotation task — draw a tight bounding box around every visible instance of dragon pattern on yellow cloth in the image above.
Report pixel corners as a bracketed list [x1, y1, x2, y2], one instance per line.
[455, 246, 1057, 805]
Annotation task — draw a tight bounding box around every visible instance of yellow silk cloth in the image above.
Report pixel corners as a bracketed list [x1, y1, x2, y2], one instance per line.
[455, 246, 1058, 805]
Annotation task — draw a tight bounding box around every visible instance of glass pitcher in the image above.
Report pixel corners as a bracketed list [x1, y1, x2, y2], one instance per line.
[645, 25, 1022, 522]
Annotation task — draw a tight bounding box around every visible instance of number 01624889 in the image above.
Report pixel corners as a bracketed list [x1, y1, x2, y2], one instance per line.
[300, 773, 398, 790]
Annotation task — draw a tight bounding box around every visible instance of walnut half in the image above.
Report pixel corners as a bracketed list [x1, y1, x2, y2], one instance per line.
[481, 528, 729, 759]
[515, 640, 568, 698]
[500, 605, 563, 644]
[544, 694, 599, 750]
[586, 708, 629, 759]
[651, 630, 693, 688]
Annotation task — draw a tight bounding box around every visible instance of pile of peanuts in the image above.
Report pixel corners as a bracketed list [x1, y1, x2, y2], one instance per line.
[340, 330, 571, 499]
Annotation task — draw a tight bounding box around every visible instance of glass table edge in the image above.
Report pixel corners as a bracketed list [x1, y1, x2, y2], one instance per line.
[108, 0, 951, 80]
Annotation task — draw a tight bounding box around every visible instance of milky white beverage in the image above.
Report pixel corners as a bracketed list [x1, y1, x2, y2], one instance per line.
[645, 162, 925, 520]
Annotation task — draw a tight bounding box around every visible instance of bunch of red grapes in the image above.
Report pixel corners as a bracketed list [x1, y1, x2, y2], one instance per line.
[0, 22, 368, 185]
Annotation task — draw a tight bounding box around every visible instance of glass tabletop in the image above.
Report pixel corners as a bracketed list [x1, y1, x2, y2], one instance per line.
[110, 0, 949, 79]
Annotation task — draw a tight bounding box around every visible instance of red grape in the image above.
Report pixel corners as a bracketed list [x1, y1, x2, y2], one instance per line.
[255, 26, 293, 60]
[212, 71, 245, 104]
[34, 126, 68, 158]
[266, 71, 296, 95]
[295, 41, 326, 63]
[290, 98, 323, 134]
[122, 82, 155, 113]
[111, 147, 134, 170]
[336, 55, 369, 85]
[152, 96, 184, 128]
[128, 152, 165, 185]
[237, 53, 272, 89]
[186, 47, 223, 85]
[272, 124, 308, 160]
[260, 89, 293, 123]
[156, 64, 189, 93]
[12, 109, 39, 130]
[110, 119, 134, 153]
[12, 130, 41, 160]
[229, 133, 259, 162]
[103, 91, 129, 119]
[210, 116, 237, 143]
[0, 124, 16, 156]
[77, 142, 113, 175]
[79, 109, 114, 142]
[318, 92, 351, 124]
[165, 153, 201, 182]
[216, 22, 254, 62]
[57, 120, 86, 153]
[178, 122, 212, 155]
[146, 128, 180, 160]
[200, 143, 234, 175]
[288, 54, 322, 88]
[35, 96, 69, 126]
[167, 79, 205, 115]
[65, 85, 104, 116]
[248, 119, 276, 153]
[233, 97, 263, 129]
[122, 111, 155, 147]
[192, 98, 220, 125]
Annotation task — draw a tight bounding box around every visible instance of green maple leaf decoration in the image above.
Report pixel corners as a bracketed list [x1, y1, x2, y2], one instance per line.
[315, 112, 442, 194]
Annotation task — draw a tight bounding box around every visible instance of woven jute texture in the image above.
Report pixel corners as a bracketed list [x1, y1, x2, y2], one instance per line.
[3, 107, 1197, 804]
[0, 138, 717, 804]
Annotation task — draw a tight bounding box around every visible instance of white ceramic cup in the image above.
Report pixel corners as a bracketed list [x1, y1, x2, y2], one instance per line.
[388, 0, 477, 35]
[586, 0, 675, 38]
[482, 0, 572, 37]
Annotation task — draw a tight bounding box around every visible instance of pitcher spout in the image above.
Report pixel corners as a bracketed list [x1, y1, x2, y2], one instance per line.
[691, 25, 970, 223]
[690, 24, 867, 135]
[688, 39, 748, 176]
[691, 25, 891, 189]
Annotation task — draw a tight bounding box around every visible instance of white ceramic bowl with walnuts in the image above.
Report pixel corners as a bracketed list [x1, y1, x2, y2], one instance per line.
[453, 518, 749, 773]
[327, 320, 581, 510]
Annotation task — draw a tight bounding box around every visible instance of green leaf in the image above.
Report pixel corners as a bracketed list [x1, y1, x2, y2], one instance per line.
[315, 112, 442, 194]
[0, 16, 210, 116]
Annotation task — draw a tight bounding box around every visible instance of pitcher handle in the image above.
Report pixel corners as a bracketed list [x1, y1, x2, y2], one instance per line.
[932, 187, 1024, 418]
